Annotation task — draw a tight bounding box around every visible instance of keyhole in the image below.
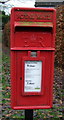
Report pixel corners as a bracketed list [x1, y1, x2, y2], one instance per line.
[20, 77, 22, 80]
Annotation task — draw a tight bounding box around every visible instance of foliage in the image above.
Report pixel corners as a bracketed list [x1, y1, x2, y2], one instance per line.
[3, 21, 10, 47]
[2, 11, 10, 29]
[62, 5, 64, 69]
[55, 5, 64, 68]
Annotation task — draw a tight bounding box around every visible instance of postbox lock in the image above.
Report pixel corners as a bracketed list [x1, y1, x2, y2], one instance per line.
[31, 51, 37, 57]
[20, 77, 22, 80]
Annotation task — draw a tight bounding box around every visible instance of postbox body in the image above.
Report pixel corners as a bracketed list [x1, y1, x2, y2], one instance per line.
[10, 7, 56, 109]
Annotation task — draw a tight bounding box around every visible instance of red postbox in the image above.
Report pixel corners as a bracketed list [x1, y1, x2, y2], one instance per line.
[10, 7, 56, 109]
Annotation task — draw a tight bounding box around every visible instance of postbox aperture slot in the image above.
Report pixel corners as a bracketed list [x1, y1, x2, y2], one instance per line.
[15, 26, 52, 32]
